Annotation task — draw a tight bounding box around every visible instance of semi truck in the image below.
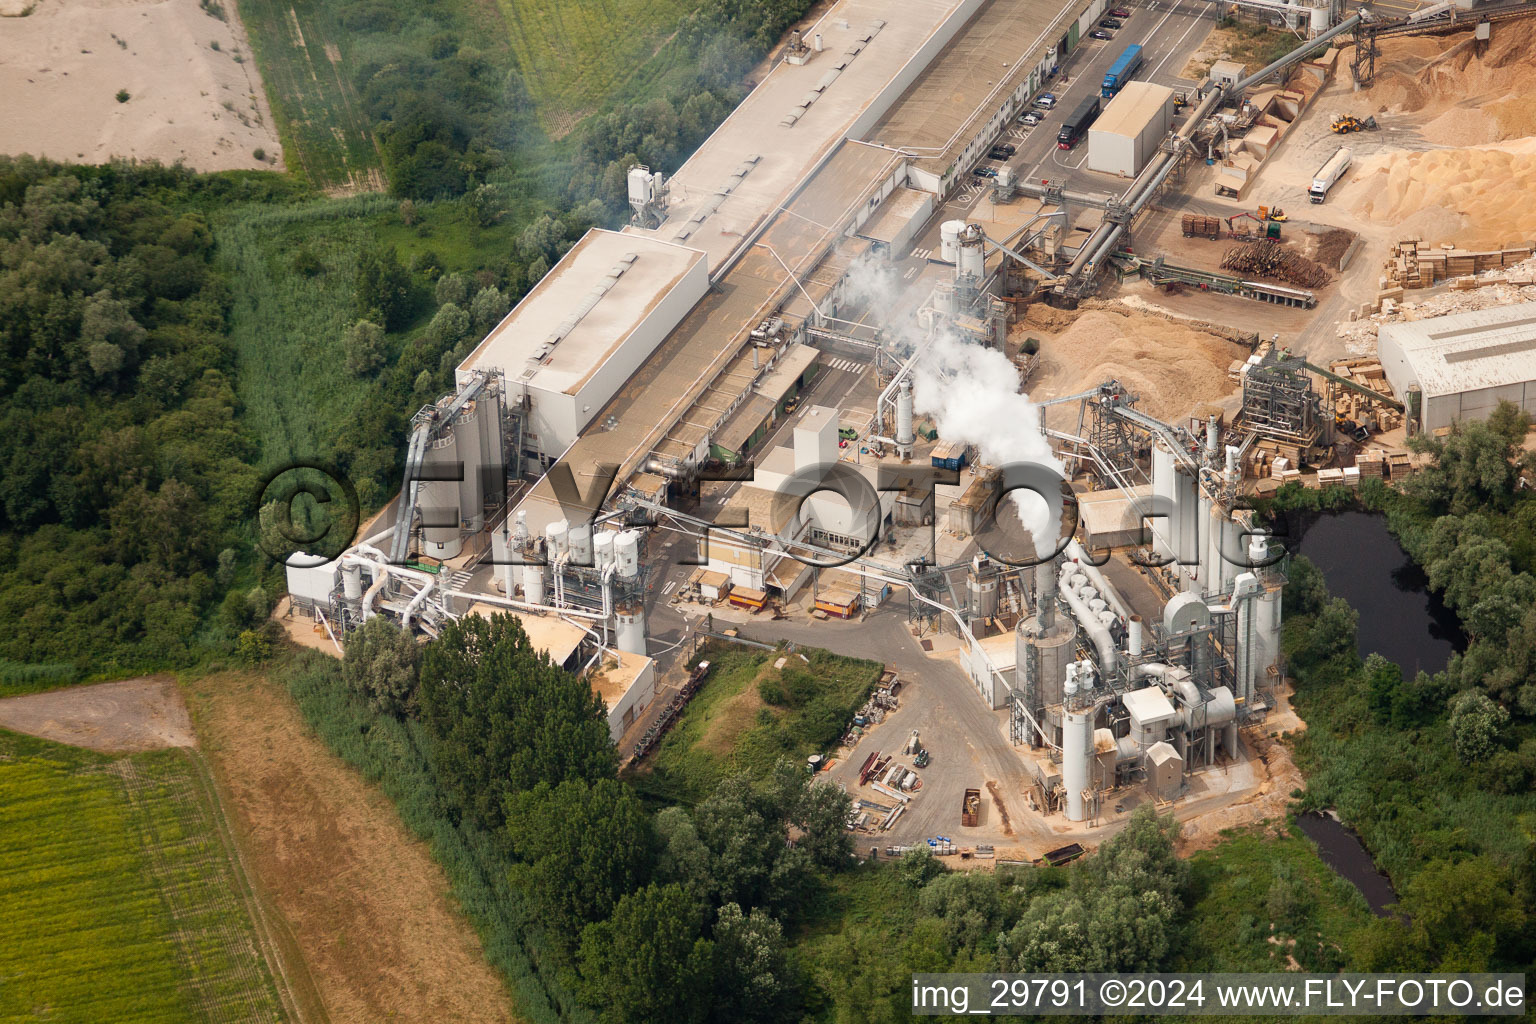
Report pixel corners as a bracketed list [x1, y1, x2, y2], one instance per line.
[1309, 147, 1352, 203]
[1100, 44, 1144, 98]
[1057, 95, 1101, 149]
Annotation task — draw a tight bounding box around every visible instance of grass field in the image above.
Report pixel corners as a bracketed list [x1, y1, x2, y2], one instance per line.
[495, 0, 690, 132]
[235, 0, 384, 190]
[632, 644, 881, 804]
[0, 731, 285, 1023]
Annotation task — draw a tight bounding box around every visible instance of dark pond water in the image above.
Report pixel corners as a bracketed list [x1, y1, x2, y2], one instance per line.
[1296, 812, 1399, 917]
[1283, 510, 1466, 677]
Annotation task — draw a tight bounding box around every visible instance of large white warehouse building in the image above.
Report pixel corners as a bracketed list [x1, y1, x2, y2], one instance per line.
[1087, 81, 1175, 178]
[457, 229, 708, 467]
[1376, 302, 1536, 433]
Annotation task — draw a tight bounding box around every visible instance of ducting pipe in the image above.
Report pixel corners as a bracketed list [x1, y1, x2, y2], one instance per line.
[642, 458, 693, 480]
[1060, 563, 1117, 674]
[1065, 540, 1132, 622]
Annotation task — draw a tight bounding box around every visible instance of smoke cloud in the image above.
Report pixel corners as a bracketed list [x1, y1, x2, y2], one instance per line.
[839, 255, 1064, 548]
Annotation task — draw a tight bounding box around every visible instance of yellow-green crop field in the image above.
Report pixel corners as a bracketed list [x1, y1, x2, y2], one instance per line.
[496, 0, 689, 126]
[0, 732, 285, 1023]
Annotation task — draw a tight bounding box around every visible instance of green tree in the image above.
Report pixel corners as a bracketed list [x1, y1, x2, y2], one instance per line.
[417, 612, 616, 830]
[1402, 857, 1522, 969]
[577, 883, 713, 1024]
[505, 778, 652, 952]
[469, 285, 510, 335]
[711, 902, 791, 1023]
[341, 615, 420, 717]
[1448, 691, 1508, 764]
[354, 245, 412, 330]
[426, 301, 471, 351]
[343, 319, 385, 376]
[434, 271, 470, 308]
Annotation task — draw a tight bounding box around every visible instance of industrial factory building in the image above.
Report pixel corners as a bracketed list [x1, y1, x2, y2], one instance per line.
[1376, 302, 1536, 433]
[458, 230, 708, 465]
[1087, 82, 1176, 178]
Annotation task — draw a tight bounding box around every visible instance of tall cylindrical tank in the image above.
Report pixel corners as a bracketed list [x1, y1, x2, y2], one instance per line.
[342, 563, 363, 603]
[1216, 513, 1243, 594]
[421, 431, 463, 560]
[615, 530, 641, 577]
[595, 530, 616, 570]
[940, 220, 965, 262]
[1256, 583, 1281, 692]
[1062, 699, 1095, 822]
[615, 599, 646, 655]
[895, 377, 915, 451]
[522, 563, 545, 606]
[513, 509, 530, 547]
[957, 227, 985, 281]
[967, 557, 998, 620]
[1151, 438, 1177, 562]
[546, 520, 569, 558]
[1176, 469, 1200, 589]
[1018, 612, 1076, 715]
[569, 523, 593, 566]
[1128, 615, 1143, 657]
[491, 526, 516, 597]
[627, 167, 653, 206]
[455, 401, 486, 533]
[1309, 0, 1330, 35]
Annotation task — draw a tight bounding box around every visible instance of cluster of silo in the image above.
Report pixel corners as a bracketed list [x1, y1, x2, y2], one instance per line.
[418, 392, 504, 560]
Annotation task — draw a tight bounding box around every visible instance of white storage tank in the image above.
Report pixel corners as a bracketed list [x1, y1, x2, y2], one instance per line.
[522, 563, 545, 606]
[939, 220, 966, 262]
[956, 225, 985, 281]
[1062, 694, 1094, 822]
[594, 530, 616, 569]
[342, 563, 363, 603]
[546, 520, 569, 557]
[615, 530, 641, 577]
[569, 523, 593, 566]
[420, 430, 463, 560]
[614, 599, 646, 655]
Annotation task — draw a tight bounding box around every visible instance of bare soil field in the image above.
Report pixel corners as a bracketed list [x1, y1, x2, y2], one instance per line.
[0, 0, 282, 170]
[0, 675, 195, 752]
[186, 669, 516, 1024]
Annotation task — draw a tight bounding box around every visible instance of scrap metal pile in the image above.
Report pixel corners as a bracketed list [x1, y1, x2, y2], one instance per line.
[1221, 238, 1331, 288]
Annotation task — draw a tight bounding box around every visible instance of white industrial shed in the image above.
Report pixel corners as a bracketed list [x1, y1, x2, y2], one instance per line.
[1376, 302, 1536, 433]
[456, 229, 708, 465]
[1087, 82, 1175, 178]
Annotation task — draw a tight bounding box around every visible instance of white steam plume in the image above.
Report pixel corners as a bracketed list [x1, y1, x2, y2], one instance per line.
[841, 255, 1064, 549]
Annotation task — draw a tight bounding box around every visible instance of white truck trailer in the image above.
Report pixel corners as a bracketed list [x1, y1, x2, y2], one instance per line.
[1309, 147, 1352, 203]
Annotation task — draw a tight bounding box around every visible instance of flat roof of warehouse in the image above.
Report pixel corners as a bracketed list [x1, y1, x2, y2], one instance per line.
[627, 0, 968, 272]
[1378, 302, 1536, 397]
[864, 0, 1078, 174]
[1090, 82, 1173, 139]
[459, 230, 704, 396]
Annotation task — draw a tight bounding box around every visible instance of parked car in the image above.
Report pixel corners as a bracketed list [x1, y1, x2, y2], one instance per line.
[1020, 110, 1042, 126]
[988, 143, 1016, 159]
[1099, 17, 1123, 27]
[971, 166, 998, 178]
[1090, 29, 1114, 39]
[1034, 92, 1058, 109]
[1109, 6, 1132, 15]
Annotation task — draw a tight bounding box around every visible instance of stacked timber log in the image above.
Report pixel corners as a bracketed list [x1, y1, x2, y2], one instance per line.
[1220, 238, 1331, 288]
[1382, 239, 1534, 290]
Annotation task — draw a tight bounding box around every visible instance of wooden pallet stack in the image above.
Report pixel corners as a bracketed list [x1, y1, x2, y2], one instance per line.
[1181, 214, 1222, 239]
[1355, 450, 1385, 481]
[1382, 239, 1535, 290]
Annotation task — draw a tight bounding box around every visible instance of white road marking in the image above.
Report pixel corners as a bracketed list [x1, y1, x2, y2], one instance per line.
[912, 247, 932, 260]
[662, 580, 677, 596]
[903, 265, 920, 280]
[1146, 2, 1214, 80]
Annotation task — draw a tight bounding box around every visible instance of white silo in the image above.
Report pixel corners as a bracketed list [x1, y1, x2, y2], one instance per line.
[895, 377, 915, 456]
[420, 430, 463, 560]
[1062, 675, 1095, 822]
[939, 220, 966, 262]
[455, 401, 487, 533]
[1151, 438, 1177, 563]
[342, 563, 363, 604]
[615, 530, 641, 577]
[956, 224, 985, 281]
[614, 599, 646, 655]
[522, 563, 545, 606]
[594, 530, 616, 570]
[569, 523, 593, 566]
[491, 525, 517, 597]
[546, 520, 569, 558]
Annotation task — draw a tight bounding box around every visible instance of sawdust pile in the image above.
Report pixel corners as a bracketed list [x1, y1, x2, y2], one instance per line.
[1026, 309, 1245, 423]
[1356, 21, 1536, 146]
[1341, 137, 1536, 249]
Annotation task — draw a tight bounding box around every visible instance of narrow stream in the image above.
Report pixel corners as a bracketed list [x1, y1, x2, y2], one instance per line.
[1295, 812, 1399, 917]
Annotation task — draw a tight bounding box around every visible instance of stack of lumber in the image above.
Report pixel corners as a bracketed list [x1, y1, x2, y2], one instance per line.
[1382, 239, 1534, 290]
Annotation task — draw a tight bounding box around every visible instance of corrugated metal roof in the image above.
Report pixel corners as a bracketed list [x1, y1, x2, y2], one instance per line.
[1378, 302, 1536, 397]
[1089, 81, 1173, 140]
